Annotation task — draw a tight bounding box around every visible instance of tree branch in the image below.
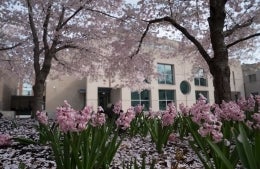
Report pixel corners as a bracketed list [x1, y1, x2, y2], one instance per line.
[26, 0, 41, 73]
[133, 16, 211, 63]
[224, 17, 254, 37]
[55, 44, 80, 52]
[227, 32, 260, 48]
[0, 43, 22, 51]
[85, 8, 120, 20]
[130, 22, 151, 59]
[42, 0, 52, 50]
[60, 6, 84, 29]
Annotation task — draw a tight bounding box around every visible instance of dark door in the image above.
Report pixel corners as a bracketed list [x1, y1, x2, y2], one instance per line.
[98, 88, 111, 109]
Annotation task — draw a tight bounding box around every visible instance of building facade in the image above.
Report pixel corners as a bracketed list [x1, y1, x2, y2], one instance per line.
[0, 71, 18, 110]
[242, 62, 260, 97]
[45, 55, 245, 118]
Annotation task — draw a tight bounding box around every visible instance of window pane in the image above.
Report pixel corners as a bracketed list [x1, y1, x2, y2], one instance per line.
[157, 64, 164, 74]
[194, 78, 199, 86]
[131, 101, 140, 107]
[166, 74, 173, 84]
[141, 90, 149, 100]
[159, 90, 165, 100]
[158, 75, 165, 84]
[141, 101, 150, 111]
[167, 100, 173, 106]
[195, 91, 208, 101]
[164, 65, 172, 74]
[200, 78, 207, 86]
[159, 101, 166, 110]
[166, 90, 174, 100]
[131, 92, 139, 100]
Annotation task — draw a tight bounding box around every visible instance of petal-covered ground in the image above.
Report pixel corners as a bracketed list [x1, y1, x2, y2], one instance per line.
[0, 118, 203, 169]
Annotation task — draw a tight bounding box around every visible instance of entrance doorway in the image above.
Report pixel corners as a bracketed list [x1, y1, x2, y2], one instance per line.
[98, 88, 111, 109]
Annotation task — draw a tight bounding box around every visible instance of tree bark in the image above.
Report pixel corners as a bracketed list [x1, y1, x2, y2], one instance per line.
[32, 79, 45, 118]
[209, 58, 231, 104]
[208, 0, 231, 104]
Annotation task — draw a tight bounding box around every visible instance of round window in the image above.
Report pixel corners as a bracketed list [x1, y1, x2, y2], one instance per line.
[180, 81, 191, 95]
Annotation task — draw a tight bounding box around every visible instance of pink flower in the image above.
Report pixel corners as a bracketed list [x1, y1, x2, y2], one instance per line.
[179, 103, 190, 116]
[97, 106, 104, 113]
[168, 133, 177, 142]
[36, 111, 48, 125]
[190, 98, 223, 142]
[148, 108, 161, 119]
[91, 113, 106, 127]
[161, 103, 177, 126]
[252, 113, 260, 130]
[220, 101, 245, 121]
[56, 101, 93, 133]
[134, 104, 144, 114]
[237, 95, 256, 112]
[0, 134, 12, 146]
[162, 111, 175, 126]
[115, 107, 136, 130]
[113, 101, 122, 114]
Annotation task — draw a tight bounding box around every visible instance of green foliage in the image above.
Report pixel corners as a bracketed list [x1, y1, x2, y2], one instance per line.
[184, 117, 237, 169]
[232, 123, 260, 169]
[128, 113, 149, 137]
[144, 118, 174, 153]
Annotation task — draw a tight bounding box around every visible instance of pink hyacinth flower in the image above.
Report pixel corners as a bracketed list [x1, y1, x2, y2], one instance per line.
[36, 111, 48, 125]
[0, 134, 12, 146]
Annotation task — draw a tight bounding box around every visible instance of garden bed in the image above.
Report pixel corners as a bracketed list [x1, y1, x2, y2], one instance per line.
[0, 118, 203, 169]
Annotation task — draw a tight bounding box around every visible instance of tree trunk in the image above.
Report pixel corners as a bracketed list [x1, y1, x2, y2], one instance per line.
[208, 0, 231, 104]
[209, 58, 231, 104]
[32, 79, 45, 118]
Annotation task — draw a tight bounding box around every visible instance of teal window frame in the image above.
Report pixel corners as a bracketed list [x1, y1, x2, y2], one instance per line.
[158, 90, 175, 110]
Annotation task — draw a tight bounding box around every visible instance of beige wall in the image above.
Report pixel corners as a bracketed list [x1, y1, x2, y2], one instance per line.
[242, 63, 260, 97]
[230, 61, 245, 99]
[45, 57, 245, 115]
[45, 76, 86, 118]
[0, 72, 18, 110]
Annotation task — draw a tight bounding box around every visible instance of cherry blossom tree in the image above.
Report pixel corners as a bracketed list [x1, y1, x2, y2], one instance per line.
[0, 0, 124, 117]
[1, 0, 260, 118]
[113, 0, 260, 104]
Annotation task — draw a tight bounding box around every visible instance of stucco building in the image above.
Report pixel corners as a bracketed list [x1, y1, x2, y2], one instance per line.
[0, 71, 18, 110]
[242, 62, 260, 97]
[45, 55, 245, 118]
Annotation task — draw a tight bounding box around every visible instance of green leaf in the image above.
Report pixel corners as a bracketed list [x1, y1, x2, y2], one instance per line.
[12, 137, 37, 145]
[238, 123, 258, 169]
[255, 132, 260, 167]
[206, 139, 233, 169]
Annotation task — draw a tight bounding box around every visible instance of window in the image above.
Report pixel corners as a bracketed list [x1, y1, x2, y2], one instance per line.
[194, 68, 207, 86]
[248, 74, 256, 83]
[251, 92, 259, 96]
[195, 91, 209, 101]
[131, 90, 150, 111]
[157, 64, 174, 84]
[159, 90, 175, 110]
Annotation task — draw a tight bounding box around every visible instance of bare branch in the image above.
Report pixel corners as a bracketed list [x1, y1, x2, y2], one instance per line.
[227, 32, 260, 48]
[55, 44, 80, 52]
[133, 16, 211, 63]
[130, 22, 151, 59]
[60, 6, 84, 29]
[42, 0, 52, 50]
[85, 8, 120, 20]
[224, 17, 254, 37]
[168, 0, 173, 17]
[0, 42, 22, 51]
[26, 0, 41, 73]
[56, 6, 66, 31]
